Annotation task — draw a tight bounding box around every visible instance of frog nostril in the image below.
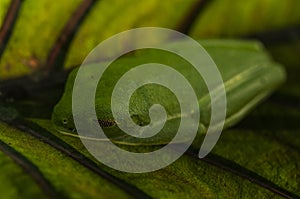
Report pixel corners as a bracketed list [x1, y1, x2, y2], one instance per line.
[62, 118, 68, 125]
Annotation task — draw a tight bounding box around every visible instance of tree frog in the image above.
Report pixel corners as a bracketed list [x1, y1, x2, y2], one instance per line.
[51, 40, 285, 145]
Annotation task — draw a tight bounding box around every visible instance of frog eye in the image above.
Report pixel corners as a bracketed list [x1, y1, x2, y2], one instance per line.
[62, 118, 68, 125]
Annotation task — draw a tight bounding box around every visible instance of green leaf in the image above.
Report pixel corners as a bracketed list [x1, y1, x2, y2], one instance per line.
[0, 0, 11, 27]
[0, 121, 132, 198]
[0, 0, 82, 78]
[190, 0, 300, 37]
[0, 147, 46, 199]
[1, 0, 300, 78]
[27, 119, 271, 198]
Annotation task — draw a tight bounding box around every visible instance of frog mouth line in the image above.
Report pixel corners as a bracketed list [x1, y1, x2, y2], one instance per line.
[55, 127, 166, 146]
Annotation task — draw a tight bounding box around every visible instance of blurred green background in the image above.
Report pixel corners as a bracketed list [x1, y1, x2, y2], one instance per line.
[0, 0, 299, 198]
